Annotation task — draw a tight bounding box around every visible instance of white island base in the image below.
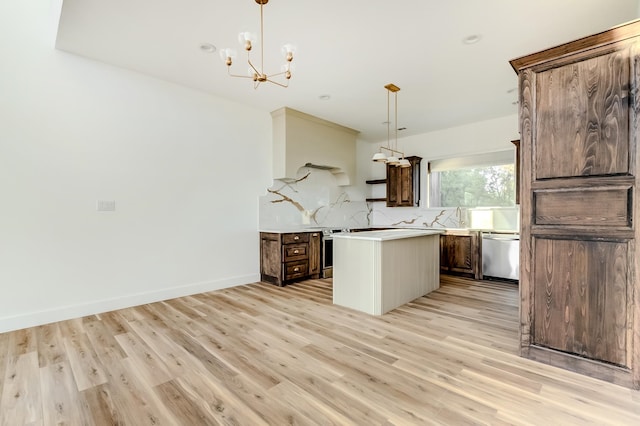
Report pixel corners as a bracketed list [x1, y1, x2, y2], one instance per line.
[332, 229, 442, 315]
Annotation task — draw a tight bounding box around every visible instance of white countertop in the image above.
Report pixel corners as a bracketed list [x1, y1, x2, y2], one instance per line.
[331, 229, 443, 241]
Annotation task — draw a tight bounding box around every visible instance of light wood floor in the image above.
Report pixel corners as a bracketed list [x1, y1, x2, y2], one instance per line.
[1, 276, 639, 425]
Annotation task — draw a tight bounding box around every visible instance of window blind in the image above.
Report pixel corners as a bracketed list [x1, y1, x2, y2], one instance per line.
[429, 150, 514, 172]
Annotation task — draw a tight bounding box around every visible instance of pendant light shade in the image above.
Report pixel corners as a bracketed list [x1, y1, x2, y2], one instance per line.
[398, 158, 411, 168]
[386, 155, 400, 165]
[372, 152, 387, 162]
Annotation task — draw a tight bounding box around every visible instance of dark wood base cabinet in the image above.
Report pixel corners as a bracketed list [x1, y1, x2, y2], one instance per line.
[511, 20, 640, 389]
[260, 232, 320, 286]
[439, 231, 481, 280]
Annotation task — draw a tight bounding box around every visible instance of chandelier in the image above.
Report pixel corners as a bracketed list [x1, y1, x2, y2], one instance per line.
[219, 0, 294, 89]
[372, 84, 410, 167]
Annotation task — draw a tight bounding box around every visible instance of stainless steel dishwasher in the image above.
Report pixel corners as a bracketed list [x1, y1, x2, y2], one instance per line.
[481, 233, 519, 281]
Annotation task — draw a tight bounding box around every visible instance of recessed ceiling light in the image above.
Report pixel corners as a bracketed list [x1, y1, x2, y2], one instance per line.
[462, 34, 482, 45]
[319, 94, 331, 100]
[199, 43, 217, 53]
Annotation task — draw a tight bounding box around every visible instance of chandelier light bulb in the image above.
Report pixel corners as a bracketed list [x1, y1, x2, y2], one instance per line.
[238, 32, 256, 51]
[219, 48, 237, 66]
[281, 44, 296, 62]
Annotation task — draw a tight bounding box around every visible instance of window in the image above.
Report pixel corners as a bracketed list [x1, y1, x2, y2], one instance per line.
[429, 150, 515, 208]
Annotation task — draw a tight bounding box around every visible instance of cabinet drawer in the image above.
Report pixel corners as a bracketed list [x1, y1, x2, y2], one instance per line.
[283, 244, 308, 261]
[282, 233, 309, 244]
[284, 261, 308, 280]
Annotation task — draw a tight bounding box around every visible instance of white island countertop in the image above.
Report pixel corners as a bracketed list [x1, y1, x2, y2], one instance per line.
[331, 229, 443, 241]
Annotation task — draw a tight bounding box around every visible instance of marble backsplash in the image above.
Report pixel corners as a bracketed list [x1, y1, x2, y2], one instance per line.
[259, 167, 519, 231]
[259, 168, 370, 230]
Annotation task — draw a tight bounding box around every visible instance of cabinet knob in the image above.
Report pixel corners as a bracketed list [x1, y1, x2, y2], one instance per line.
[294, 267, 300, 272]
[294, 235, 299, 240]
[294, 250, 299, 254]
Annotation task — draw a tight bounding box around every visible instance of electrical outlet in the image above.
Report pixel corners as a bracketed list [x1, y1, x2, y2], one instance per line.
[96, 200, 116, 211]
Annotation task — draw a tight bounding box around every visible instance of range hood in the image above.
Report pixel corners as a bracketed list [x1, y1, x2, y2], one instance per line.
[271, 107, 359, 186]
[303, 163, 339, 170]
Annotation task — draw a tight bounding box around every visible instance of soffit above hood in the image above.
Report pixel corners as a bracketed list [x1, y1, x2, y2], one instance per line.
[271, 107, 359, 186]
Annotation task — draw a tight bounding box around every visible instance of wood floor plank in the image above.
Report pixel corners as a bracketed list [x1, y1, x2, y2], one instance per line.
[34, 323, 66, 368]
[0, 351, 42, 425]
[154, 380, 219, 426]
[113, 332, 173, 387]
[125, 319, 194, 378]
[266, 380, 356, 426]
[1, 275, 639, 424]
[90, 351, 179, 425]
[62, 332, 108, 392]
[172, 370, 270, 426]
[40, 360, 93, 426]
[0, 332, 9, 403]
[96, 311, 134, 336]
[81, 383, 125, 425]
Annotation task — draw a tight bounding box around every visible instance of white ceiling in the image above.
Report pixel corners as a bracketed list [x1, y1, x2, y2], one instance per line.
[55, 0, 639, 143]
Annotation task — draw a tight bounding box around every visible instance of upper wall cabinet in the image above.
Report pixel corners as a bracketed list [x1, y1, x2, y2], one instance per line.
[510, 19, 640, 390]
[387, 156, 421, 207]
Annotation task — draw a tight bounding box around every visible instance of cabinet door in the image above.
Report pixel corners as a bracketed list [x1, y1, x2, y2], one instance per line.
[308, 232, 321, 277]
[309, 232, 321, 278]
[535, 51, 629, 180]
[533, 238, 628, 366]
[386, 156, 421, 207]
[440, 233, 480, 278]
[448, 235, 474, 274]
[386, 165, 400, 206]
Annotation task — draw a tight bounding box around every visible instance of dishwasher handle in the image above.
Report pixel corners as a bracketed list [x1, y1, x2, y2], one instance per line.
[482, 234, 519, 241]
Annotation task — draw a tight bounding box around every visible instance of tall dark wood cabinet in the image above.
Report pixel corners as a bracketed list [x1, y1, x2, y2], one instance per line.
[510, 20, 640, 389]
[387, 156, 421, 207]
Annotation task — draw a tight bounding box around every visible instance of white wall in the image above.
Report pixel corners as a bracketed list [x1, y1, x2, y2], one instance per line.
[0, 1, 272, 332]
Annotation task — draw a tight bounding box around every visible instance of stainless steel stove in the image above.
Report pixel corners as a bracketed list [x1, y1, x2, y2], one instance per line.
[321, 228, 350, 278]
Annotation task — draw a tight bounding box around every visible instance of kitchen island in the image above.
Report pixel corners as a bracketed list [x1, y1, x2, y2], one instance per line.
[332, 229, 442, 315]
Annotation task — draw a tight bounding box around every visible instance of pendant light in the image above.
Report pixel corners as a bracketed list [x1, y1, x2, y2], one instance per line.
[372, 84, 411, 167]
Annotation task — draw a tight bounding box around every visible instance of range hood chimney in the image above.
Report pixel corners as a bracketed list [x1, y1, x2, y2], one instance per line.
[271, 107, 359, 186]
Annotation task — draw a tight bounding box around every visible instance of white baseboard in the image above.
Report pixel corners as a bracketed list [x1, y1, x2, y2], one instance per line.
[0, 273, 260, 334]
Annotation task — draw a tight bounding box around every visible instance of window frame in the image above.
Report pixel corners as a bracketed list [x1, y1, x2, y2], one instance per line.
[427, 149, 516, 209]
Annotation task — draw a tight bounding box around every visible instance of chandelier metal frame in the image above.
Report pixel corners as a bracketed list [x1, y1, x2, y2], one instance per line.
[220, 0, 294, 89]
